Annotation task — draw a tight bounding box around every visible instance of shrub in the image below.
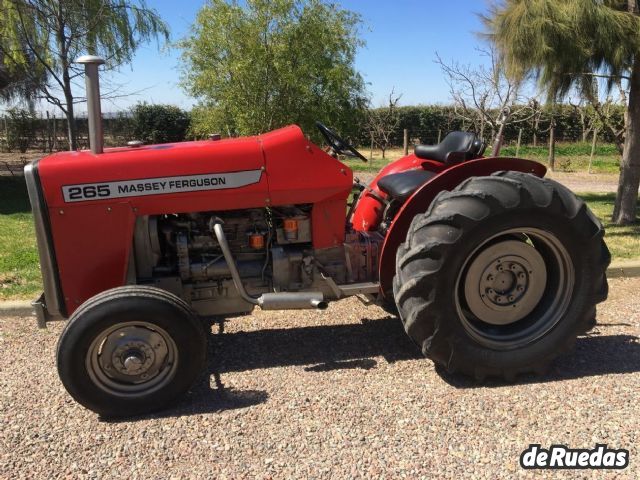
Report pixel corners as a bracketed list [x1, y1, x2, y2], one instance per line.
[6, 108, 37, 153]
[130, 103, 190, 144]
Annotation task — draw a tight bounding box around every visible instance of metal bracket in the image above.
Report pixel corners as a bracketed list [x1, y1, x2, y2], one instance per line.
[321, 274, 380, 300]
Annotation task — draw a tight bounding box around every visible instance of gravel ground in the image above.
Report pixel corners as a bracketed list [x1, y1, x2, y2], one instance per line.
[1, 278, 638, 479]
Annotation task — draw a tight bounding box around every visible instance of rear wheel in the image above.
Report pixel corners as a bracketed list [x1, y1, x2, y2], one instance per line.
[57, 286, 207, 417]
[393, 172, 609, 380]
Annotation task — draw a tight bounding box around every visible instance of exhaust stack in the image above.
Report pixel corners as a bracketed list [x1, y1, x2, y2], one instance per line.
[75, 55, 105, 154]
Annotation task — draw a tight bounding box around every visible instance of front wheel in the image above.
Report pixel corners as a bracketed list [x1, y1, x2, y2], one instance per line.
[57, 286, 207, 417]
[393, 172, 610, 380]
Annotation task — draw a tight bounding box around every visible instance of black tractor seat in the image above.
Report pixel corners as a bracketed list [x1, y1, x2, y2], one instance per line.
[377, 169, 437, 200]
[414, 131, 485, 165]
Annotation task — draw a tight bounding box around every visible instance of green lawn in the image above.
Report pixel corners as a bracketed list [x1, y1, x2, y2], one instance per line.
[577, 193, 640, 260]
[500, 142, 621, 174]
[0, 175, 637, 300]
[344, 142, 621, 174]
[0, 176, 41, 300]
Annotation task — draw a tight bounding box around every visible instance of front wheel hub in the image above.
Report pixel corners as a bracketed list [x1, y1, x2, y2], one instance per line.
[86, 322, 177, 397]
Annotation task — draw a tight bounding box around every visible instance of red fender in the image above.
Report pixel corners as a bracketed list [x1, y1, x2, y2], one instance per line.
[378, 157, 547, 298]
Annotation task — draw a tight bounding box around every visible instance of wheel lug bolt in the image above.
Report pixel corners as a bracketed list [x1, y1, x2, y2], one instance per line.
[497, 265, 504, 272]
[518, 273, 525, 279]
[496, 296, 503, 303]
[508, 296, 514, 301]
[517, 286, 524, 292]
[487, 275, 494, 281]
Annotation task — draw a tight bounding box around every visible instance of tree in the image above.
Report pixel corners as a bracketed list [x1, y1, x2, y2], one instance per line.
[436, 47, 537, 156]
[485, 0, 640, 225]
[0, 0, 169, 150]
[180, 0, 367, 140]
[365, 90, 401, 159]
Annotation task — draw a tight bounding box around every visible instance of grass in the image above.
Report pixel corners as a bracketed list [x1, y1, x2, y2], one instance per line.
[500, 142, 621, 174]
[577, 193, 640, 260]
[0, 176, 41, 300]
[345, 142, 622, 175]
[0, 173, 637, 301]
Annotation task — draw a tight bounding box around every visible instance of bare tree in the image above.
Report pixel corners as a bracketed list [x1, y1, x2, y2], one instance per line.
[365, 89, 401, 159]
[580, 80, 627, 155]
[436, 47, 536, 156]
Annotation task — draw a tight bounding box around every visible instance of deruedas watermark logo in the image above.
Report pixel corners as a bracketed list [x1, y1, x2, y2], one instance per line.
[520, 444, 629, 470]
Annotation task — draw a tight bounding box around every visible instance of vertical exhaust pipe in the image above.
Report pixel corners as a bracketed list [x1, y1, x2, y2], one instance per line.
[75, 55, 105, 154]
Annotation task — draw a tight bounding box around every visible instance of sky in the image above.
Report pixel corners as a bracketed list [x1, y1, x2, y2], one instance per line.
[69, 0, 493, 113]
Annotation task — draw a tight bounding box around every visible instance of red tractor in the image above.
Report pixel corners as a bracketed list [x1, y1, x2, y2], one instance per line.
[26, 58, 609, 416]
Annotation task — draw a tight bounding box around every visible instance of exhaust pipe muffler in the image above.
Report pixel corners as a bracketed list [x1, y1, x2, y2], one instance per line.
[76, 55, 105, 154]
[211, 221, 327, 310]
[258, 292, 328, 310]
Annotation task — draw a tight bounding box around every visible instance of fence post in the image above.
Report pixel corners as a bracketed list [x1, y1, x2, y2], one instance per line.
[589, 129, 598, 174]
[548, 120, 556, 171]
[403, 129, 408, 156]
[516, 128, 522, 157]
[437, 129, 442, 144]
[370, 133, 374, 161]
[52, 113, 57, 151]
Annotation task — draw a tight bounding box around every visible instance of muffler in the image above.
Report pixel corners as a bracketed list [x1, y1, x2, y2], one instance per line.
[258, 292, 328, 310]
[211, 221, 327, 310]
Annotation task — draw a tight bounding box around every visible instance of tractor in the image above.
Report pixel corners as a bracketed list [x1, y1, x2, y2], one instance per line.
[25, 57, 609, 416]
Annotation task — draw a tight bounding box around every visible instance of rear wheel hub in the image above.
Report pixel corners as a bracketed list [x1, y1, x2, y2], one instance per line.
[455, 228, 575, 350]
[465, 240, 547, 325]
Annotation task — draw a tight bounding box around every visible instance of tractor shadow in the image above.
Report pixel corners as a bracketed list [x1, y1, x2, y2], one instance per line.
[438, 330, 640, 389]
[206, 317, 639, 392]
[207, 316, 421, 375]
[115, 319, 639, 421]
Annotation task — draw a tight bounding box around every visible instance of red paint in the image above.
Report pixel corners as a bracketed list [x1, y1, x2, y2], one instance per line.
[351, 153, 447, 231]
[37, 125, 351, 314]
[376, 157, 547, 296]
[37, 120, 546, 314]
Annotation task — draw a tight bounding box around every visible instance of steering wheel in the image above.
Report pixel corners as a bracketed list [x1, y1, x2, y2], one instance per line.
[316, 121, 368, 163]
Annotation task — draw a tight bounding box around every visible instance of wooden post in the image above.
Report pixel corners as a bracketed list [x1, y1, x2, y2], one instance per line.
[403, 128, 409, 156]
[437, 129, 442, 144]
[3, 116, 8, 149]
[46, 111, 51, 153]
[589, 129, 598, 174]
[548, 121, 556, 171]
[370, 133, 374, 161]
[516, 128, 523, 157]
[52, 113, 57, 151]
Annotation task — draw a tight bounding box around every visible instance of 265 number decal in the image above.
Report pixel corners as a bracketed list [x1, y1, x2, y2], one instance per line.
[66, 184, 111, 200]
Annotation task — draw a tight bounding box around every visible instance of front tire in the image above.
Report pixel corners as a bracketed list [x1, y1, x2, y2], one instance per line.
[393, 172, 609, 380]
[57, 286, 207, 417]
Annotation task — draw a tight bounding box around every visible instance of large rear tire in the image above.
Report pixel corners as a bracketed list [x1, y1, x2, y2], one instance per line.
[393, 172, 609, 380]
[57, 286, 207, 417]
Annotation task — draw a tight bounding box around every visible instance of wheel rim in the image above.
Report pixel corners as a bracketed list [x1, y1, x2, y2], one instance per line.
[455, 228, 574, 350]
[86, 321, 178, 397]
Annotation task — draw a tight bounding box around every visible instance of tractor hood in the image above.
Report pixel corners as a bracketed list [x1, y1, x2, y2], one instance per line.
[36, 126, 280, 208]
[25, 124, 352, 318]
